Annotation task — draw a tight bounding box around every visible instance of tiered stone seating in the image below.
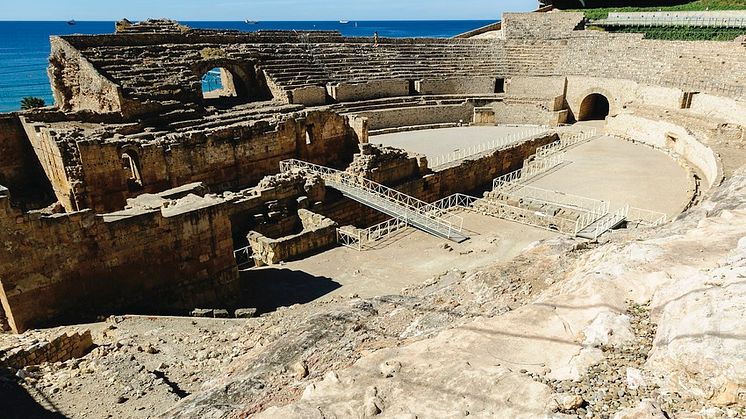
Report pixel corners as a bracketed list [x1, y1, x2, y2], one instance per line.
[68, 28, 502, 107]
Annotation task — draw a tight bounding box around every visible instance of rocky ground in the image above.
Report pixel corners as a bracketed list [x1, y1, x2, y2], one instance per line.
[3, 169, 746, 418]
[0, 237, 580, 418]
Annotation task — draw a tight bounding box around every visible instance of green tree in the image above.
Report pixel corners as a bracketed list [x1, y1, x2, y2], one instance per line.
[20, 96, 46, 110]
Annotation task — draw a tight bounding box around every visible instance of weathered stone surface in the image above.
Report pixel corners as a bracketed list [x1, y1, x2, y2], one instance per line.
[234, 308, 258, 318]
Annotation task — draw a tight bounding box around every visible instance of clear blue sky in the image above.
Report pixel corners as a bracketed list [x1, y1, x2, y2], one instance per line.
[1, 0, 537, 21]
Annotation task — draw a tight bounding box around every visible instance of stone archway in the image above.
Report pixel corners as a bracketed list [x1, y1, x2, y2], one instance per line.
[578, 93, 610, 121]
[194, 60, 273, 105]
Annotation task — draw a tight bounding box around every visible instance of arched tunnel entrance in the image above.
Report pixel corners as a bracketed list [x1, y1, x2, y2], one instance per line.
[196, 62, 273, 106]
[578, 93, 610, 121]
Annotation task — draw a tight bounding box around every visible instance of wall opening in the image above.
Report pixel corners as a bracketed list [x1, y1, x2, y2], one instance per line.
[495, 78, 505, 93]
[197, 62, 274, 107]
[122, 150, 143, 192]
[408, 80, 417, 95]
[305, 124, 315, 145]
[201, 67, 243, 99]
[577, 93, 610, 121]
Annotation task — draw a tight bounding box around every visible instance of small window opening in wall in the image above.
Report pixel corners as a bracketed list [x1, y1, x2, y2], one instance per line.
[666, 133, 678, 145]
[305, 124, 315, 145]
[122, 150, 143, 192]
[495, 78, 505, 93]
[408, 80, 417, 95]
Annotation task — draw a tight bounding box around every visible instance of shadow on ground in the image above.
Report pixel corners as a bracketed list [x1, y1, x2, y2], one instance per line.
[0, 373, 68, 418]
[238, 268, 342, 314]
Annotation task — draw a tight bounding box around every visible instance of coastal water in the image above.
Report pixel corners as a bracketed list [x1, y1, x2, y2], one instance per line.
[0, 20, 493, 113]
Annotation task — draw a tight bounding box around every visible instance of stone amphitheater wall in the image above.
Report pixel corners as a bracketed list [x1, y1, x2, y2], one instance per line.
[502, 12, 585, 40]
[327, 79, 411, 102]
[20, 121, 80, 211]
[355, 103, 476, 131]
[500, 35, 746, 96]
[0, 191, 241, 334]
[690, 94, 746, 126]
[415, 77, 497, 95]
[506, 76, 566, 100]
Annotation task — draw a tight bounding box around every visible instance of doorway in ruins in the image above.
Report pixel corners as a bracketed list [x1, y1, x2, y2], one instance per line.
[121, 149, 143, 192]
[577, 93, 610, 121]
[198, 62, 273, 106]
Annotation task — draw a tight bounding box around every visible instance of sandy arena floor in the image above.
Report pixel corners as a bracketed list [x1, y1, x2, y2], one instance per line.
[371, 125, 541, 162]
[241, 212, 556, 313]
[526, 135, 691, 217]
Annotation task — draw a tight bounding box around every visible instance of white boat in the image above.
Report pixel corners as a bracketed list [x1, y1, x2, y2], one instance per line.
[339, 20, 350, 24]
[245, 20, 259, 25]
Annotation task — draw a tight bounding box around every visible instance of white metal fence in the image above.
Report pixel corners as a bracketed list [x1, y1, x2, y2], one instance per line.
[628, 207, 668, 226]
[280, 159, 464, 241]
[497, 184, 610, 214]
[581, 204, 630, 241]
[431, 193, 585, 235]
[429, 126, 550, 168]
[337, 217, 409, 251]
[596, 15, 746, 28]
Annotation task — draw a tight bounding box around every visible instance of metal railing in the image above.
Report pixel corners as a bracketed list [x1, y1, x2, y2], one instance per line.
[234, 246, 253, 269]
[431, 193, 582, 235]
[584, 204, 629, 241]
[628, 207, 668, 227]
[595, 15, 746, 28]
[491, 130, 596, 192]
[337, 217, 409, 251]
[429, 126, 550, 168]
[280, 159, 464, 240]
[492, 153, 566, 191]
[495, 184, 609, 214]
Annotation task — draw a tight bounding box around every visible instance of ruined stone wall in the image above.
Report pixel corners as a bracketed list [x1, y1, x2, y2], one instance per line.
[396, 133, 560, 202]
[48, 37, 128, 115]
[0, 115, 54, 208]
[20, 120, 81, 211]
[415, 77, 496, 95]
[0, 330, 93, 369]
[0, 192, 240, 333]
[327, 80, 410, 102]
[40, 110, 355, 213]
[248, 209, 337, 265]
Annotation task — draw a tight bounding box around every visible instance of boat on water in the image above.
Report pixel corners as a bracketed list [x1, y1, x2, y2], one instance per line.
[67, 19, 76, 25]
[245, 19, 259, 25]
[339, 20, 350, 24]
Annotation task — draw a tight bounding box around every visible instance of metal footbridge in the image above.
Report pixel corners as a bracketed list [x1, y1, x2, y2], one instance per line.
[280, 159, 468, 243]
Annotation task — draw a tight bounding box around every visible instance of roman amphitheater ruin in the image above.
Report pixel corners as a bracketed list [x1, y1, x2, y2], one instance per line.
[1, 8, 745, 418]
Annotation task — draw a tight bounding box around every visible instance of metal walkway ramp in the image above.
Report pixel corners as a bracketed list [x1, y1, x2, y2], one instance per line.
[575, 205, 629, 240]
[280, 159, 468, 243]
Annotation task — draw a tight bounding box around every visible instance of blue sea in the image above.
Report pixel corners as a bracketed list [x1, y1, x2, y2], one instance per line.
[0, 20, 493, 113]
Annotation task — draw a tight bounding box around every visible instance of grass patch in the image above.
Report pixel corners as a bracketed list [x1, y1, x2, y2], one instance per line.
[597, 25, 746, 40]
[569, 1, 746, 20]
